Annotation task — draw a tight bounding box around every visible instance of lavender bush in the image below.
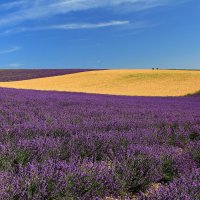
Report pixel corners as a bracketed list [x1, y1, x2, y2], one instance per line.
[0, 88, 199, 199]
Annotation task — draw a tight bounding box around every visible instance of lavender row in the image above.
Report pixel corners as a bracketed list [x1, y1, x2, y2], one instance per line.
[0, 88, 199, 199]
[0, 69, 98, 82]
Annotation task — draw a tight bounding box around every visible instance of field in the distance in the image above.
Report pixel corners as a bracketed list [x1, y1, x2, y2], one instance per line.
[0, 69, 97, 82]
[0, 69, 200, 96]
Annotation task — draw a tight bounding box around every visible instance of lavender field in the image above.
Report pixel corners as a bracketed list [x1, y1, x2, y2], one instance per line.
[0, 69, 95, 82]
[0, 88, 200, 199]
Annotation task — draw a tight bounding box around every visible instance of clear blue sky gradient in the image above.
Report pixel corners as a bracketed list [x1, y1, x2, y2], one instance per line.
[0, 0, 199, 69]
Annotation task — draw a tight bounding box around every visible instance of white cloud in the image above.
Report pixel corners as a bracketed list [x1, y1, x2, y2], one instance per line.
[2, 21, 131, 34]
[0, 0, 185, 27]
[7, 63, 25, 68]
[0, 1, 26, 10]
[49, 21, 130, 29]
[0, 46, 21, 54]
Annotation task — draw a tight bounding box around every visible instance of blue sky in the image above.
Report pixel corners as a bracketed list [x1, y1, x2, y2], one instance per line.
[0, 0, 199, 69]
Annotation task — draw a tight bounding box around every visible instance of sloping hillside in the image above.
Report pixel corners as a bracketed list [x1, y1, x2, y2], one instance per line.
[0, 69, 200, 96]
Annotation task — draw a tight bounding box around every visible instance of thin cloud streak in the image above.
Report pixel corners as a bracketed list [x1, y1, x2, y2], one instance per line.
[7, 63, 25, 68]
[0, 46, 21, 54]
[50, 21, 130, 30]
[0, 0, 186, 27]
[2, 21, 131, 34]
[0, 1, 26, 10]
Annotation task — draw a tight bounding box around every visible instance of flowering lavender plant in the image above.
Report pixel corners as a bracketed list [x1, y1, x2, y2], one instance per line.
[0, 88, 199, 199]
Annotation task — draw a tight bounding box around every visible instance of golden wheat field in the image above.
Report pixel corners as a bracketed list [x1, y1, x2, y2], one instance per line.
[0, 69, 200, 96]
